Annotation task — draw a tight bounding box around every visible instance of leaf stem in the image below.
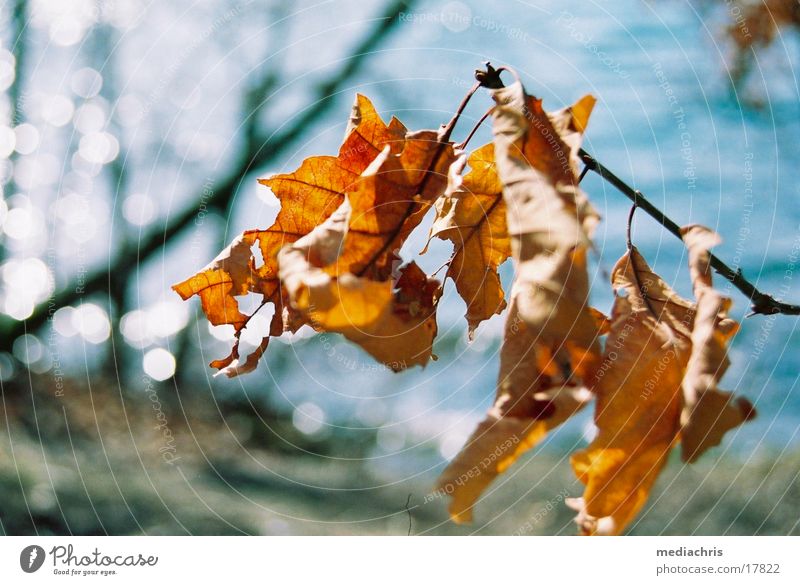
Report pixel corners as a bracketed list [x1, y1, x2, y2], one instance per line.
[626, 202, 637, 251]
[456, 106, 494, 150]
[431, 255, 455, 278]
[625, 204, 660, 320]
[440, 82, 481, 143]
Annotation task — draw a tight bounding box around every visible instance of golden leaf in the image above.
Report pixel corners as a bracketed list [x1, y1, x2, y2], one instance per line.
[330, 133, 456, 281]
[173, 94, 420, 375]
[255, 93, 408, 297]
[491, 82, 600, 354]
[436, 85, 603, 523]
[278, 198, 439, 371]
[425, 143, 510, 337]
[570, 247, 694, 535]
[173, 230, 261, 331]
[436, 298, 593, 523]
[679, 225, 755, 463]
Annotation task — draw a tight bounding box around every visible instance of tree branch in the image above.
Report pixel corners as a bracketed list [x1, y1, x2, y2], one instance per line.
[1, 0, 29, 264]
[474, 62, 800, 316]
[578, 149, 800, 316]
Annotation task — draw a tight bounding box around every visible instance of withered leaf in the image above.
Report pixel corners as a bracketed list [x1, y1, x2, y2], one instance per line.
[272, 111, 455, 369]
[490, 82, 600, 363]
[425, 143, 510, 338]
[330, 134, 455, 281]
[173, 94, 421, 375]
[278, 180, 439, 371]
[679, 225, 755, 463]
[436, 298, 593, 523]
[253, 94, 408, 299]
[173, 230, 262, 331]
[570, 247, 694, 535]
[436, 86, 603, 523]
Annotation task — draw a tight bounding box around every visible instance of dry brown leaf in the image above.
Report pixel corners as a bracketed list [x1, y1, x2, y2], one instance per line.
[251, 94, 408, 299]
[278, 198, 439, 371]
[173, 94, 421, 375]
[351, 260, 439, 370]
[491, 82, 600, 353]
[679, 225, 755, 463]
[435, 86, 603, 523]
[273, 116, 455, 370]
[329, 133, 456, 281]
[425, 143, 510, 338]
[570, 247, 694, 535]
[491, 83, 597, 238]
[436, 298, 594, 523]
[258, 94, 407, 285]
[173, 230, 262, 331]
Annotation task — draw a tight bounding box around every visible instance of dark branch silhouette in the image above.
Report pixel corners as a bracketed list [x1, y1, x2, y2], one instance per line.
[472, 63, 800, 317]
[578, 150, 800, 316]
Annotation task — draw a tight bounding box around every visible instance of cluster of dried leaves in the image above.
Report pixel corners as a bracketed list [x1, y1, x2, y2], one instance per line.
[174, 79, 755, 534]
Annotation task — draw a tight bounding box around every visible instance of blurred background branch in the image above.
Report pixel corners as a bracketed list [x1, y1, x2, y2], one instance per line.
[0, 0, 412, 353]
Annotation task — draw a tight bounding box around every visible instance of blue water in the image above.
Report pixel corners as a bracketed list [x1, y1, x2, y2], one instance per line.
[183, 0, 800, 471]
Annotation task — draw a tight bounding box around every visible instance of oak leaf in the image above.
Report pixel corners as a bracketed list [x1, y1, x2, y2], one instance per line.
[173, 94, 421, 375]
[490, 82, 599, 342]
[258, 93, 407, 286]
[273, 115, 455, 369]
[436, 298, 593, 523]
[173, 229, 262, 332]
[679, 225, 755, 463]
[278, 193, 439, 370]
[274, 109, 454, 369]
[425, 143, 510, 338]
[435, 86, 603, 523]
[329, 133, 456, 281]
[570, 247, 695, 535]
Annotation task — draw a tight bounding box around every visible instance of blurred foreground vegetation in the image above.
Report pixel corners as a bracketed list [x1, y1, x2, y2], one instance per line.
[2, 374, 798, 535]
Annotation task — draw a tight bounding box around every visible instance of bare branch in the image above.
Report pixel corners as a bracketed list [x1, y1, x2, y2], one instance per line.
[579, 149, 800, 316]
[1, 0, 29, 262]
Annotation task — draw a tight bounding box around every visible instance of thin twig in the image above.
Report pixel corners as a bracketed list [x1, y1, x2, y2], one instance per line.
[404, 493, 413, 536]
[579, 149, 800, 316]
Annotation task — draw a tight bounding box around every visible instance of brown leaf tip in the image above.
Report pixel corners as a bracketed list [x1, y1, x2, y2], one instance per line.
[737, 397, 757, 422]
